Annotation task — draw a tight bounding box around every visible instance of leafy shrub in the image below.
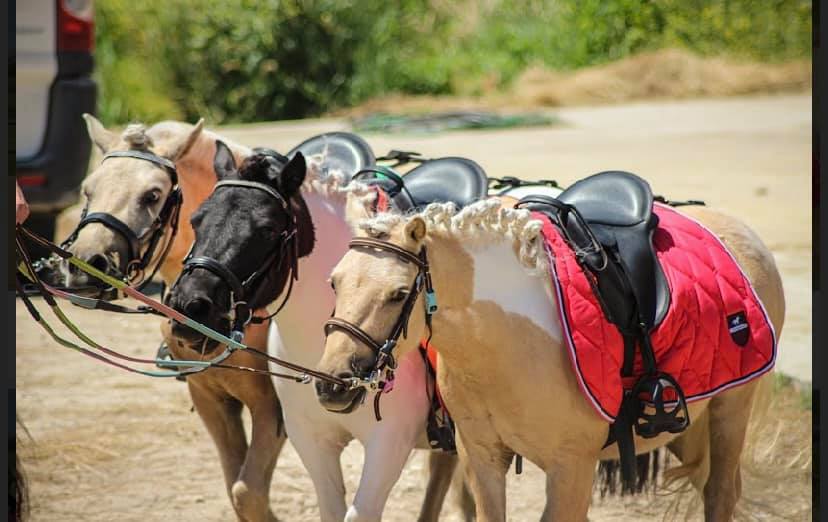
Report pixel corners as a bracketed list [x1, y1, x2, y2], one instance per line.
[94, 0, 812, 125]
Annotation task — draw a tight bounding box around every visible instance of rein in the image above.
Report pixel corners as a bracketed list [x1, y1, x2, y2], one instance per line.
[16, 227, 347, 386]
[324, 237, 438, 419]
[175, 178, 300, 342]
[60, 149, 183, 291]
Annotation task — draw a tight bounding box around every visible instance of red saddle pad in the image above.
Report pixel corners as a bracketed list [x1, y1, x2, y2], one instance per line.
[536, 204, 777, 422]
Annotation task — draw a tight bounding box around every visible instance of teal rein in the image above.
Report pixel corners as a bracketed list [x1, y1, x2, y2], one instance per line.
[15, 227, 346, 385]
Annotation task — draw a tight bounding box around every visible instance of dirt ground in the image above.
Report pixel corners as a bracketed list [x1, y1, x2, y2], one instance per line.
[17, 93, 812, 520]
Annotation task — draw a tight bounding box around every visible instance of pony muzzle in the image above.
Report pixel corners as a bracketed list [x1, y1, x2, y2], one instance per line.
[314, 374, 368, 413]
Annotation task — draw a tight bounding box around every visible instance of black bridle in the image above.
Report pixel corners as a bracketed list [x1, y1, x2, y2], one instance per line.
[324, 238, 438, 399]
[176, 179, 299, 342]
[62, 149, 183, 290]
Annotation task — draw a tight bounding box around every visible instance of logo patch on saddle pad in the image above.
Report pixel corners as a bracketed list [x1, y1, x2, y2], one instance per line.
[727, 311, 750, 346]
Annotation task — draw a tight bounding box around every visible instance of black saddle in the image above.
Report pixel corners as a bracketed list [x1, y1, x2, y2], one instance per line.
[288, 132, 375, 181]
[355, 157, 488, 212]
[557, 171, 670, 330]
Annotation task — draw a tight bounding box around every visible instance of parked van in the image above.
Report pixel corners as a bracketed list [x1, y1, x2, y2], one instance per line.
[15, 0, 96, 250]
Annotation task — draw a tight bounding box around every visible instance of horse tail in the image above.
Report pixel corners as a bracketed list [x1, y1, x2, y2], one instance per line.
[12, 415, 31, 522]
[596, 449, 664, 497]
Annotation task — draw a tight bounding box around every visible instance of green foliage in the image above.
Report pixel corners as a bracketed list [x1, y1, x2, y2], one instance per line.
[94, 0, 182, 124]
[95, 0, 812, 125]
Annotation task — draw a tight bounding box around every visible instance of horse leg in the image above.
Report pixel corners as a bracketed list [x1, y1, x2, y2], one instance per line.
[456, 431, 509, 522]
[666, 407, 711, 492]
[287, 422, 348, 522]
[347, 426, 419, 522]
[703, 383, 757, 521]
[540, 455, 595, 522]
[232, 320, 287, 522]
[233, 386, 287, 522]
[417, 451, 460, 522]
[188, 378, 249, 521]
[452, 460, 476, 522]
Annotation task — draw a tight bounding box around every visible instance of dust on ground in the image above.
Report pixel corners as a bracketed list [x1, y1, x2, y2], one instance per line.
[18, 93, 812, 520]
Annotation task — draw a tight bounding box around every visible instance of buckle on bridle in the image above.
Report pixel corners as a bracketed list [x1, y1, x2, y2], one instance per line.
[425, 290, 438, 315]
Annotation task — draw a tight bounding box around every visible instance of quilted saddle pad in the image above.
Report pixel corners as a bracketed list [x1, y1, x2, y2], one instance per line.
[536, 204, 777, 422]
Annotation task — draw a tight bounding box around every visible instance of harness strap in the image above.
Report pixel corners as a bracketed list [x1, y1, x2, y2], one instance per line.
[324, 318, 384, 353]
[77, 212, 141, 263]
[17, 227, 349, 387]
[183, 256, 245, 301]
[102, 150, 178, 183]
[60, 148, 183, 289]
[214, 180, 289, 210]
[349, 238, 427, 268]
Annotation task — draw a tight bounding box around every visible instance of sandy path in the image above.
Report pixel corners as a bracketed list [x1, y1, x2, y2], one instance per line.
[17, 94, 812, 520]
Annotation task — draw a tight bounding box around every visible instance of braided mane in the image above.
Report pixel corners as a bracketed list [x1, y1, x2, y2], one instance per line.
[357, 199, 549, 275]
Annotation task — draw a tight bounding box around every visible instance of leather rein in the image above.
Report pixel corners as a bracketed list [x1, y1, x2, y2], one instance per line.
[16, 226, 348, 386]
[61, 149, 183, 290]
[175, 179, 300, 343]
[324, 237, 438, 397]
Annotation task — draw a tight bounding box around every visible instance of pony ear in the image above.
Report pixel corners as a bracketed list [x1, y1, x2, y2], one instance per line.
[167, 118, 204, 161]
[83, 113, 118, 153]
[277, 152, 307, 196]
[404, 216, 427, 244]
[213, 140, 237, 180]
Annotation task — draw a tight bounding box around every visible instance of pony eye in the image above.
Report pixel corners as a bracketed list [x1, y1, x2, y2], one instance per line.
[389, 289, 409, 302]
[141, 190, 161, 205]
[259, 227, 280, 240]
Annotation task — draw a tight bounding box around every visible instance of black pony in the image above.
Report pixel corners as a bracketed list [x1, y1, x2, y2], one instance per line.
[166, 141, 315, 350]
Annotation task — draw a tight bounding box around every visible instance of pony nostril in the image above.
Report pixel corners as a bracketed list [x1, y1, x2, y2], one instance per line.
[184, 297, 212, 319]
[87, 254, 110, 274]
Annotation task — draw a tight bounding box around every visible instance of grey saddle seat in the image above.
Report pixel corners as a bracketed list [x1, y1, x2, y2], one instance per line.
[525, 170, 671, 331]
[356, 157, 489, 212]
[288, 131, 376, 180]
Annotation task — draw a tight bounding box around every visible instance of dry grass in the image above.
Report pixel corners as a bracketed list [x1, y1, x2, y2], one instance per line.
[337, 49, 811, 117]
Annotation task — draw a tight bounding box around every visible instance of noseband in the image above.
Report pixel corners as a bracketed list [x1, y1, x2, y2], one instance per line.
[62, 150, 183, 289]
[324, 237, 438, 393]
[178, 179, 299, 342]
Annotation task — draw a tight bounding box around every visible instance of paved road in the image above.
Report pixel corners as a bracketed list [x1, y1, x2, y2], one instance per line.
[220, 93, 812, 382]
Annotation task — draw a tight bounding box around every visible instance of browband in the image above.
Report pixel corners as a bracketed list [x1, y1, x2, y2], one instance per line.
[102, 150, 178, 184]
[349, 238, 426, 268]
[213, 180, 289, 210]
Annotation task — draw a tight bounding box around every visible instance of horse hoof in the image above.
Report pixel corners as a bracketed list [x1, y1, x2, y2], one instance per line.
[231, 481, 272, 522]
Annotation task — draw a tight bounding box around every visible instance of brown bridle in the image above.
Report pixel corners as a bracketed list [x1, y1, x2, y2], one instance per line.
[324, 237, 438, 397]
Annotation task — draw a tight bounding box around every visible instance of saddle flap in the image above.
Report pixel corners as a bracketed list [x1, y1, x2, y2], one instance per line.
[288, 132, 375, 181]
[607, 224, 670, 329]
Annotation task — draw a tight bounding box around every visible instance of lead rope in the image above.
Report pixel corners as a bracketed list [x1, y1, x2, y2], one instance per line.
[16, 227, 348, 386]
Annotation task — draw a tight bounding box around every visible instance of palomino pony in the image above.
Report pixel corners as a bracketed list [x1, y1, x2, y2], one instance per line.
[61, 116, 286, 522]
[166, 141, 483, 522]
[316, 193, 785, 521]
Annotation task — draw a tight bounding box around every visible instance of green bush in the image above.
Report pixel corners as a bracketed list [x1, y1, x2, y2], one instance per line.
[94, 0, 812, 126]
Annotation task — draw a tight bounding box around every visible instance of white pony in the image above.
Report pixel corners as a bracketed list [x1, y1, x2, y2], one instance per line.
[264, 159, 439, 521]
[265, 155, 562, 521]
